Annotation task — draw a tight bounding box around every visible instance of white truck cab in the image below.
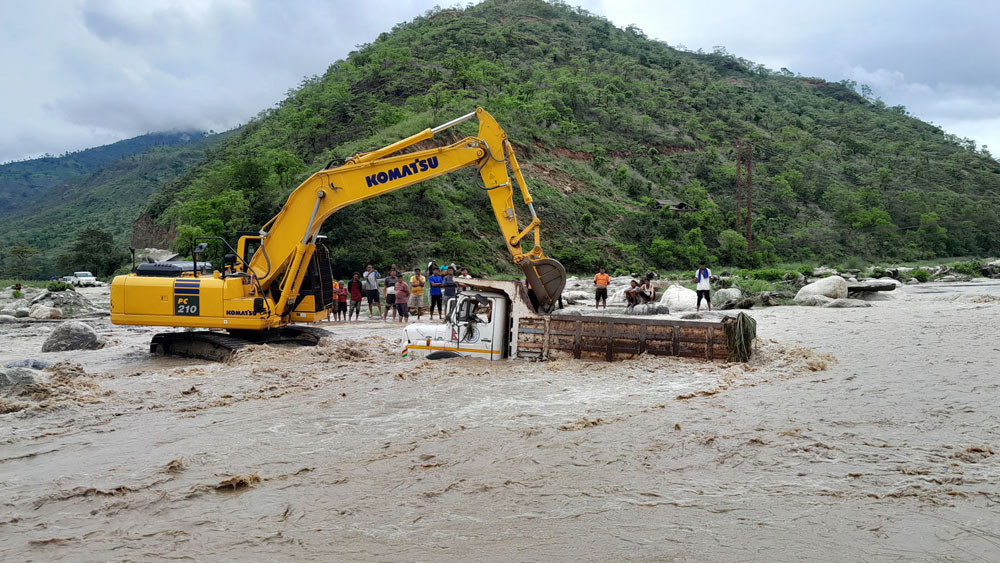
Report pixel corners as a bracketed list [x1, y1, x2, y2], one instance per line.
[403, 289, 510, 360]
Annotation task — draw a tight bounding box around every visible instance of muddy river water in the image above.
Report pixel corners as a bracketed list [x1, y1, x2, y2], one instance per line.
[2, 282, 1000, 561]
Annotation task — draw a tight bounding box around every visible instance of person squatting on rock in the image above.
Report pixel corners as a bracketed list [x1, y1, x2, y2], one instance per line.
[637, 275, 655, 304]
[695, 261, 712, 312]
[624, 279, 640, 310]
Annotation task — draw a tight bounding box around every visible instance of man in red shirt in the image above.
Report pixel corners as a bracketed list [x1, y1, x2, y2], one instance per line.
[347, 273, 364, 321]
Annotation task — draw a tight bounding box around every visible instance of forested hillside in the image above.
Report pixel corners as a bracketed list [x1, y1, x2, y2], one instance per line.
[0, 132, 209, 218]
[142, 0, 1000, 275]
[0, 132, 226, 277]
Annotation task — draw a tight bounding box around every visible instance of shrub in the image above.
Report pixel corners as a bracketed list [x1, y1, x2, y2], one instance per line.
[12, 290, 22, 298]
[47, 281, 74, 292]
[735, 268, 787, 281]
[911, 269, 930, 282]
[949, 260, 983, 276]
[733, 277, 780, 294]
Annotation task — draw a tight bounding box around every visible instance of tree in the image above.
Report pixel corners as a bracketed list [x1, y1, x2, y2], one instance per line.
[4, 243, 41, 279]
[57, 228, 129, 277]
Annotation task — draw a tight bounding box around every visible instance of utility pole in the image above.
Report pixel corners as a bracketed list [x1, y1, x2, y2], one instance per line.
[734, 140, 753, 251]
[745, 140, 753, 252]
[734, 141, 743, 229]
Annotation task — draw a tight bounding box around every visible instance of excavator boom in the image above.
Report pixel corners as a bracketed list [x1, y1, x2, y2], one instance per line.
[111, 108, 566, 359]
[247, 107, 565, 313]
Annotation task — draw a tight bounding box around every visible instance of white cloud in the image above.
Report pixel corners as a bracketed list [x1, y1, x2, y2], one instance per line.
[2, 0, 998, 161]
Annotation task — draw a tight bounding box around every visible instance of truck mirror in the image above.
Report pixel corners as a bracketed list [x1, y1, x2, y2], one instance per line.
[193, 243, 209, 255]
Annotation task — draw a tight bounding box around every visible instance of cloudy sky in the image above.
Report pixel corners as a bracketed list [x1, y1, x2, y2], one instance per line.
[1, 0, 997, 163]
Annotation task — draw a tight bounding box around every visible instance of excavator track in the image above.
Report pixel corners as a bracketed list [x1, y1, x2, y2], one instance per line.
[150, 326, 331, 362]
[150, 332, 251, 362]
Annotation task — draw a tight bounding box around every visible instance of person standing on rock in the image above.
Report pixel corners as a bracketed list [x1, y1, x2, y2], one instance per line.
[347, 273, 364, 321]
[409, 268, 426, 320]
[594, 267, 610, 309]
[336, 280, 348, 321]
[362, 265, 382, 318]
[695, 262, 712, 312]
[394, 276, 410, 322]
[383, 268, 398, 322]
[427, 267, 444, 320]
[442, 266, 457, 303]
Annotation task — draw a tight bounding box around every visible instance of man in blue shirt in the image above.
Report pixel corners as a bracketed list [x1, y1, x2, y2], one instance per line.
[427, 267, 444, 320]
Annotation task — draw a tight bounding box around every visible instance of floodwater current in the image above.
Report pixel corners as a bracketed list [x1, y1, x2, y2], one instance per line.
[2, 282, 1000, 561]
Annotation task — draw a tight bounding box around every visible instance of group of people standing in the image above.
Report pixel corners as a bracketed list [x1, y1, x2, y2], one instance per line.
[593, 262, 713, 312]
[329, 263, 473, 323]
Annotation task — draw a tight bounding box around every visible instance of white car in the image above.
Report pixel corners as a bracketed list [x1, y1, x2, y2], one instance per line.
[72, 271, 97, 287]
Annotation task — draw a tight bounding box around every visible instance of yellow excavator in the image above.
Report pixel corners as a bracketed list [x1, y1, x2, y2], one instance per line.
[111, 108, 566, 360]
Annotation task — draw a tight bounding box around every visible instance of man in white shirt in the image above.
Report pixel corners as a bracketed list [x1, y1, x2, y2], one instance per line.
[362, 264, 382, 318]
[695, 262, 712, 312]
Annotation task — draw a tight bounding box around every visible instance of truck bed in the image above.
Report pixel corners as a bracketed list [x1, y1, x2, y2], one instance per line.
[516, 314, 732, 361]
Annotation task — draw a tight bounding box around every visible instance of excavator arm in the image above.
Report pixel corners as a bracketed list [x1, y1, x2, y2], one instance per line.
[249, 107, 566, 315]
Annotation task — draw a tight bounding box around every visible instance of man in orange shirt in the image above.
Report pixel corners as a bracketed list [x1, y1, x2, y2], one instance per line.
[594, 266, 610, 309]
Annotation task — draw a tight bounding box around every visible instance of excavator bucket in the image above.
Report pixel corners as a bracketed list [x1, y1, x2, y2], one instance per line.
[521, 256, 566, 314]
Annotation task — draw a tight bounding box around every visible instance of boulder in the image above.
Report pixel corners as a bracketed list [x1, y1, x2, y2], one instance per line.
[29, 290, 98, 317]
[0, 315, 17, 323]
[719, 297, 756, 310]
[29, 304, 62, 319]
[0, 367, 46, 390]
[812, 267, 838, 276]
[561, 289, 592, 305]
[713, 288, 742, 303]
[873, 277, 903, 288]
[794, 275, 848, 304]
[41, 321, 103, 352]
[0, 307, 14, 316]
[4, 359, 54, 369]
[659, 285, 698, 312]
[823, 298, 872, 308]
[624, 303, 669, 315]
[796, 295, 834, 307]
[14, 308, 29, 318]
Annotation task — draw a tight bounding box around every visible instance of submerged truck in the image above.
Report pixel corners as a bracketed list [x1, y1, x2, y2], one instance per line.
[403, 279, 755, 363]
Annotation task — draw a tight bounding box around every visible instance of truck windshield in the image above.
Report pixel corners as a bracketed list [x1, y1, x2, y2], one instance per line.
[75, 272, 93, 277]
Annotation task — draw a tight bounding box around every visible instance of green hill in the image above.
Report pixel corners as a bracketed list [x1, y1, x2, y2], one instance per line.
[0, 132, 210, 217]
[0, 132, 228, 277]
[138, 0, 1000, 275]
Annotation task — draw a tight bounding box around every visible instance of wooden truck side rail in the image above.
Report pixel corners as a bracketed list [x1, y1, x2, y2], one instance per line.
[516, 315, 731, 361]
[460, 279, 753, 362]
